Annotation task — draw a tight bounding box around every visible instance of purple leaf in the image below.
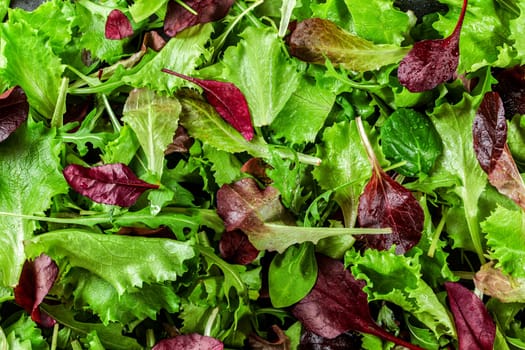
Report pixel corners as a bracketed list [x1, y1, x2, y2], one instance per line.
[357, 169, 424, 254]
[445, 282, 496, 350]
[153, 333, 223, 350]
[219, 230, 260, 265]
[105, 9, 133, 40]
[397, 0, 468, 92]
[162, 69, 254, 141]
[0, 86, 29, 142]
[248, 325, 291, 350]
[291, 255, 423, 350]
[14, 254, 58, 328]
[163, 0, 234, 37]
[473, 92, 525, 209]
[493, 65, 525, 118]
[63, 163, 159, 207]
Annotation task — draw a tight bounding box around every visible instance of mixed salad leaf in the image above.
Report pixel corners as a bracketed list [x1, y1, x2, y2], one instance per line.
[1, 0, 525, 349]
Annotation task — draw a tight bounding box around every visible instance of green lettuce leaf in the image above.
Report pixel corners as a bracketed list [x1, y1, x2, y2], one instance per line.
[212, 26, 301, 127]
[344, 0, 412, 45]
[509, 2, 525, 65]
[25, 229, 196, 295]
[122, 88, 181, 179]
[482, 205, 525, 278]
[0, 20, 64, 118]
[0, 121, 67, 288]
[346, 248, 456, 339]
[124, 24, 213, 93]
[270, 75, 336, 145]
[128, 0, 168, 22]
[2, 313, 48, 350]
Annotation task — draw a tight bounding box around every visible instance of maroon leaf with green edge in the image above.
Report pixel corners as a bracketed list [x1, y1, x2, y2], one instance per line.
[397, 0, 468, 92]
[14, 254, 58, 328]
[291, 255, 424, 350]
[105, 9, 133, 40]
[355, 117, 423, 254]
[163, 0, 234, 37]
[0, 86, 29, 142]
[153, 333, 223, 350]
[445, 282, 496, 350]
[473, 92, 525, 209]
[63, 163, 159, 207]
[162, 69, 254, 141]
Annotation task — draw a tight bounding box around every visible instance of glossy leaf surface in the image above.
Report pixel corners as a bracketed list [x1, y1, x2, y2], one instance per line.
[0, 86, 29, 142]
[105, 9, 133, 40]
[63, 163, 159, 207]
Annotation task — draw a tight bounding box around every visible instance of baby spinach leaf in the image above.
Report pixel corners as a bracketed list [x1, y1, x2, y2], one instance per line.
[105, 9, 133, 40]
[63, 163, 159, 207]
[445, 282, 496, 350]
[0, 86, 28, 143]
[162, 69, 254, 141]
[122, 88, 182, 178]
[288, 18, 409, 72]
[268, 243, 317, 308]
[473, 92, 525, 209]
[381, 108, 442, 177]
[25, 229, 196, 295]
[14, 255, 58, 328]
[397, 0, 468, 91]
[164, 0, 234, 37]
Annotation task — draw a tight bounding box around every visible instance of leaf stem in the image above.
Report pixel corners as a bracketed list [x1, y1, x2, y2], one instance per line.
[51, 77, 69, 128]
[356, 116, 380, 174]
[50, 323, 59, 350]
[428, 207, 448, 258]
[101, 93, 121, 132]
[204, 307, 219, 337]
[174, 0, 198, 15]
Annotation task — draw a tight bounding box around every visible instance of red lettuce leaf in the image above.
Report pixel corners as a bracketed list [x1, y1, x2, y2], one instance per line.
[14, 254, 58, 328]
[445, 282, 496, 350]
[219, 230, 260, 265]
[63, 163, 159, 207]
[397, 0, 468, 92]
[473, 92, 525, 209]
[163, 0, 234, 37]
[291, 255, 423, 350]
[0, 86, 29, 142]
[153, 333, 223, 350]
[165, 125, 194, 155]
[105, 9, 133, 40]
[162, 69, 254, 141]
[493, 65, 525, 118]
[248, 325, 290, 350]
[299, 330, 362, 350]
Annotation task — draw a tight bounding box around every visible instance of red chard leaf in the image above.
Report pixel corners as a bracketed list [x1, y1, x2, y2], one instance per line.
[356, 117, 423, 254]
[219, 230, 260, 265]
[105, 9, 134, 40]
[473, 92, 525, 209]
[445, 282, 496, 350]
[63, 163, 159, 207]
[397, 0, 468, 92]
[14, 254, 58, 328]
[153, 333, 223, 350]
[291, 255, 423, 350]
[0, 86, 29, 142]
[163, 0, 234, 37]
[162, 69, 254, 141]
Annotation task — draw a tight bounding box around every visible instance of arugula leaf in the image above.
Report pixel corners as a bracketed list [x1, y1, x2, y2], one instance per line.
[122, 88, 181, 178]
[25, 229, 196, 295]
[0, 121, 67, 288]
[212, 26, 301, 127]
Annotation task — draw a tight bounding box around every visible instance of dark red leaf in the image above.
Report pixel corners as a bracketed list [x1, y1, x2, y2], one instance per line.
[0, 86, 29, 142]
[248, 325, 290, 350]
[299, 330, 363, 350]
[241, 158, 273, 185]
[356, 169, 424, 254]
[117, 225, 174, 238]
[105, 9, 133, 40]
[493, 65, 525, 118]
[473, 92, 525, 209]
[397, 0, 468, 92]
[153, 333, 223, 350]
[163, 0, 234, 37]
[164, 125, 194, 155]
[14, 254, 58, 328]
[141, 30, 167, 52]
[162, 69, 254, 141]
[444, 282, 496, 350]
[219, 230, 259, 265]
[63, 163, 159, 207]
[291, 255, 423, 350]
